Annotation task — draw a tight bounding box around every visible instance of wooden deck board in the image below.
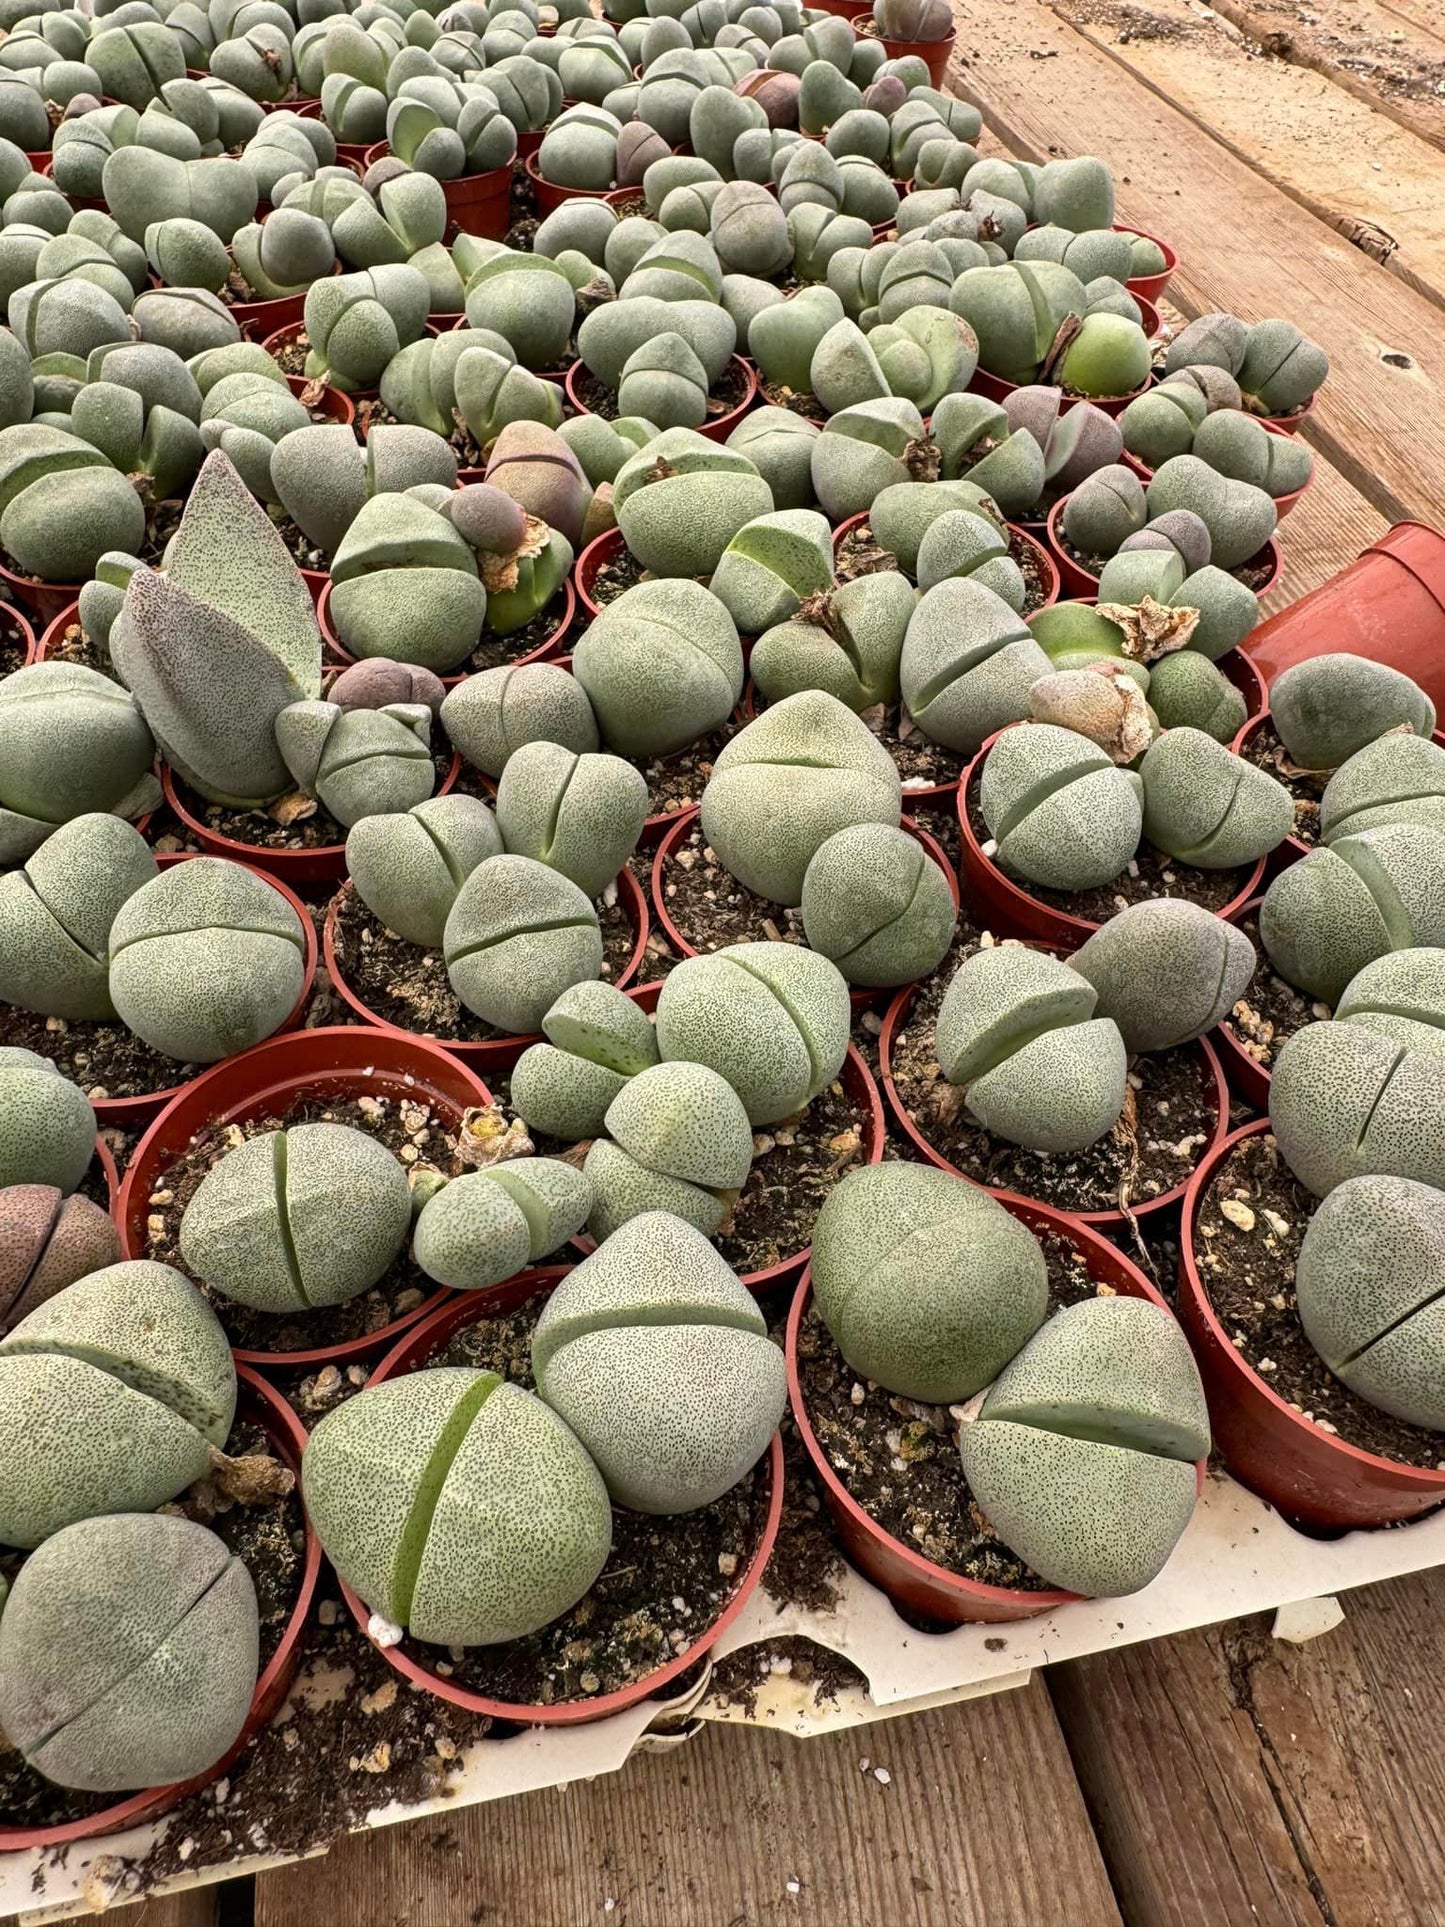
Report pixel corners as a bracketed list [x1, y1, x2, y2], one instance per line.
[945, 0, 1445, 527]
[251, 1680, 1121, 1927]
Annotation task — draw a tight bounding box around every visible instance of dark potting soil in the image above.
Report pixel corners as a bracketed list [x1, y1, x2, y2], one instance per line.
[268, 508, 329, 576]
[1221, 910, 1322, 1077]
[271, 331, 311, 379]
[1196, 1131, 1445, 1471]
[142, 1091, 467, 1354]
[604, 190, 647, 221]
[170, 751, 451, 852]
[25, 615, 112, 678]
[796, 1230, 1105, 1590]
[759, 379, 828, 424]
[138, 498, 187, 569]
[716, 1073, 870, 1278]
[331, 881, 638, 1043]
[354, 393, 488, 472]
[637, 723, 739, 822]
[0, 1005, 199, 1104]
[1239, 718, 1323, 848]
[833, 518, 1052, 617]
[0, 1417, 303, 1831]
[627, 846, 679, 983]
[658, 817, 809, 954]
[573, 356, 751, 428]
[399, 1294, 773, 1706]
[889, 947, 1218, 1215]
[1, 606, 30, 674]
[465, 599, 571, 673]
[707, 1635, 867, 1717]
[589, 540, 646, 607]
[965, 777, 1252, 922]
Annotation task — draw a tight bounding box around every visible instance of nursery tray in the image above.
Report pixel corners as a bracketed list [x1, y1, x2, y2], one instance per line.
[7, 1462, 1445, 1921]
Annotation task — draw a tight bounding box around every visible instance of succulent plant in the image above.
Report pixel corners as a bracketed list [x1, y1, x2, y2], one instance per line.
[413, 1160, 594, 1291]
[958, 1296, 1208, 1597]
[1295, 1175, 1445, 1428]
[327, 492, 486, 675]
[1119, 368, 1239, 469]
[810, 396, 931, 522]
[1072, 898, 1256, 1053]
[898, 578, 1050, 755]
[913, 507, 1026, 605]
[1270, 1019, 1445, 1197]
[0, 662, 159, 866]
[441, 661, 600, 782]
[724, 405, 819, 513]
[1259, 823, 1445, 1004]
[494, 740, 648, 902]
[800, 822, 955, 987]
[1145, 455, 1276, 573]
[1061, 462, 1147, 562]
[0, 1258, 234, 1546]
[443, 852, 603, 1034]
[1336, 948, 1445, 1062]
[811, 1161, 1046, 1401]
[483, 420, 594, 550]
[750, 568, 914, 713]
[345, 793, 502, 950]
[979, 721, 1144, 891]
[0, 1182, 122, 1337]
[583, 1059, 754, 1240]
[511, 980, 660, 1142]
[1318, 733, 1445, 845]
[935, 945, 1127, 1153]
[701, 688, 902, 904]
[532, 1211, 785, 1513]
[101, 147, 258, 248]
[1145, 650, 1246, 743]
[0, 421, 148, 583]
[463, 249, 575, 373]
[655, 939, 849, 1124]
[1140, 728, 1292, 870]
[1158, 314, 1328, 415]
[303, 1364, 612, 1645]
[928, 393, 1046, 519]
[0, 1050, 96, 1197]
[0, 1511, 258, 1791]
[0, 814, 157, 1023]
[271, 420, 457, 560]
[707, 508, 833, 635]
[279, 695, 437, 827]
[1270, 654, 1435, 772]
[303, 263, 430, 394]
[611, 427, 773, 578]
[572, 577, 743, 759]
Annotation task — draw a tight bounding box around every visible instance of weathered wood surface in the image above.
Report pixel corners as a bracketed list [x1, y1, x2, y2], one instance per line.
[251, 1681, 1120, 1927]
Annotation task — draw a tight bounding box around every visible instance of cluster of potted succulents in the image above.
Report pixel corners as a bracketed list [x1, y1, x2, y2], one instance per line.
[3, 0, 1443, 1868]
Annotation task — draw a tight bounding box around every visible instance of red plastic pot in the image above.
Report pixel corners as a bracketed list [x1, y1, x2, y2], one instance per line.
[261, 320, 377, 402]
[1123, 422, 1313, 520]
[878, 977, 1228, 1229]
[523, 150, 617, 215]
[1044, 494, 1283, 601]
[563, 355, 758, 446]
[2, 597, 37, 664]
[969, 366, 1155, 419]
[285, 371, 354, 424]
[116, 1026, 492, 1368]
[342, 1266, 785, 1725]
[0, 553, 83, 631]
[1241, 523, 1445, 710]
[852, 20, 955, 86]
[159, 755, 460, 887]
[0, 1366, 320, 1852]
[1117, 225, 1179, 304]
[955, 727, 1268, 951]
[317, 577, 573, 686]
[811, 0, 871, 18]
[92, 1130, 120, 1212]
[831, 510, 1060, 611]
[323, 866, 649, 1072]
[516, 127, 545, 160]
[788, 1207, 1204, 1625]
[1213, 894, 1271, 1115]
[1179, 1117, 1445, 1527]
[574, 524, 624, 620]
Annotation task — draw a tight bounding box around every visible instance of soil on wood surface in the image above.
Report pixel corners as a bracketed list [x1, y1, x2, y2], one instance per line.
[330, 881, 637, 1041]
[965, 779, 1252, 921]
[141, 1090, 465, 1355]
[1, 606, 30, 674]
[1238, 717, 1328, 846]
[1216, 0, 1445, 139]
[393, 1292, 773, 1706]
[716, 1073, 871, 1278]
[889, 946, 1217, 1214]
[169, 752, 450, 852]
[796, 1231, 1106, 1590]
[0, 1006, 199, 1105]
[834, 518, 1053, 616]
[1221, 910, 1323, 1075]
[1195, 1130, 1445, 1470]
[0, 1417, 303, 1833]
[707, 1635, 868, 1717]
[572, 356, 751, 427]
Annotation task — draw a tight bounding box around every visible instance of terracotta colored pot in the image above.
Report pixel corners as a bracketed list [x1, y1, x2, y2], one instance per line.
[523, 150, 616, 215]
[70, 857, 317, 1131]
[317, 577, 573, 687]
[970, 366, 1155, 419]
[116, 1026, 492, 1368]
[811, 0, 870, 18]
[1241, 523, 1445, 710]
[0, 553, 83, 631]
[573, 524, 624, 620]
[92, 1130, 120, 1211]
[323, 867, 649, 1072]
[159, 755, 460, 887]
[0, 1367, 320, 1852]
[563, 354, 758, 446]
[1122, 422, 1313, 521]
[1026, 600, 1268, 721]
[878, 977, 1229, 1229]
[831, 509, 1061, 611]
[788, 1209, 1204, 1625]
[261, 319, 377, 402]
[603, 184, 649, 215]
[340, 1266, 785, 1724]
[1117, 225, 1178, 304]
[2, 597, 37, 664]
[1178, 1117, 1445, 1527]
[1044, 494, 1283, 601]
[1213, 894, 1271, 1114]
[955, 727, 1268, 952]
[852, 20, 956, 87]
